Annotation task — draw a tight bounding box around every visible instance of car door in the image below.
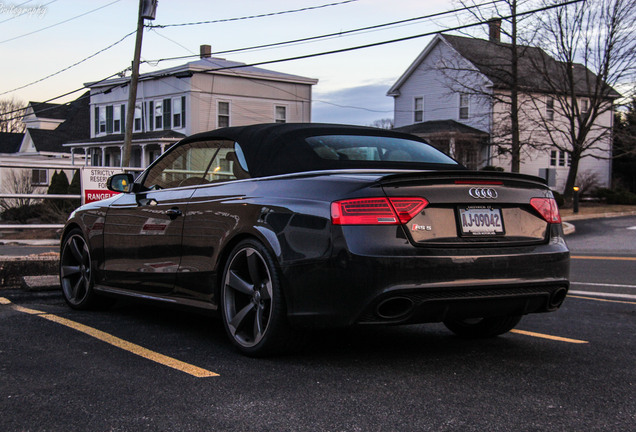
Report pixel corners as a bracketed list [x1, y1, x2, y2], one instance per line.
[101, 139, 226, 295]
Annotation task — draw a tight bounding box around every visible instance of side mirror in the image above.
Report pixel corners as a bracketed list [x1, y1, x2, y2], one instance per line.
[107, 173, 135, 193]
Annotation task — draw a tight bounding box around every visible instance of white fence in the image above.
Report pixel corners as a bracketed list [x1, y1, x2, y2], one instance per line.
[0, 162, 142, 229]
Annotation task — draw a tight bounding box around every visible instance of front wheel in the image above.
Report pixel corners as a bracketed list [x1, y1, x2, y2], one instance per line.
[220, 240, 296, 356]
[443, 315, 522, 338]
[59, 229, 110, 310]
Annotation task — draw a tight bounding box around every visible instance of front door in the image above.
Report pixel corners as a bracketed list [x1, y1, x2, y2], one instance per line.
[101, 139, 229, 295]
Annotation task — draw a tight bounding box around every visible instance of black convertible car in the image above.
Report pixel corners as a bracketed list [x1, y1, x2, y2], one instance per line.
[60, 123, 569, 356]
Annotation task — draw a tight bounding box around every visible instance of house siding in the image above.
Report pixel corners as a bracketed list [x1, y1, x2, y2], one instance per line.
[393, 40, 492, 134]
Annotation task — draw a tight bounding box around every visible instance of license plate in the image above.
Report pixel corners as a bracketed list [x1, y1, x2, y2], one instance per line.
[458, 207, 504, 236]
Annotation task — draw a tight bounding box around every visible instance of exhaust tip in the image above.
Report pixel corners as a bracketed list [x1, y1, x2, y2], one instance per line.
[550, 287, 568, 309]
[376, 297, 414, 320]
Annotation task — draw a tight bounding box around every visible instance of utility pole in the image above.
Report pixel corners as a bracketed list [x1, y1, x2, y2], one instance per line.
[122, 0, 157, 168]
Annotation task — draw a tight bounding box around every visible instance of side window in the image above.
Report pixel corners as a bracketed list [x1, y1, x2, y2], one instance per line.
[142, 139, 240, 189]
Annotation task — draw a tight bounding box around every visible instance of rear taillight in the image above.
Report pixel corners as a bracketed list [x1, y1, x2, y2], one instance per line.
[331, 197, 428, 225]
[530, 198, 562, 224]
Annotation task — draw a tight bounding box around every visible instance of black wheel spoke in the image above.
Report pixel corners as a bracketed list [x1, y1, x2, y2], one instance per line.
[227, 270, 254, 296]
[253, 305, 265, 343]
[61, 265, 80, 278]
[69, 238, 83, 262]
[229, 302, 255, 335]
[246, 250, 261, 285]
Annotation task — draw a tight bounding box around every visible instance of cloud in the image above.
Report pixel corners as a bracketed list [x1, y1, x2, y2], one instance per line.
[312, 83, 394, 126]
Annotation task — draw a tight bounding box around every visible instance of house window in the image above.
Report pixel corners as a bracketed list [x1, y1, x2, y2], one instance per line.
[98, 107, 106, 134]
[154, 100, 163, 130]
[550, 150, 557, 166]
[275, 106, 287, 123]
[558, 150, 565, 166]
[414, 97, 423, 122]
[133, 103, 143, 132]
[546, 97, 555, 120]
[173, 97, 186, 128]
[459, 94, 469, 120]
[113, 105, 122, 133]
[31, 169, 48, 186]
[218, 101, 230, 128]
[580, 98, 589, 113]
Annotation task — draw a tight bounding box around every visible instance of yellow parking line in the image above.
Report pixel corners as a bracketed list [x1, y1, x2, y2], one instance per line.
[569, 295, 636, 305]
[571, 255, 636, 261]
[0, 297, 218, 378]
[510, 329, 588, 344]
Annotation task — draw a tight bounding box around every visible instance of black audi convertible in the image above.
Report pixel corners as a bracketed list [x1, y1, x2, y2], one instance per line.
[60, 123, 570, 356]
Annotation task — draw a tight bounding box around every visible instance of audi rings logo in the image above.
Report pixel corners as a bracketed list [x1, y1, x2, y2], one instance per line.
[468, 187, 498, 199]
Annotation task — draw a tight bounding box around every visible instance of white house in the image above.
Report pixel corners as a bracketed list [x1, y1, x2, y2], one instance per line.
[387, 28, 618, 191]
[64, 45, 318, 168]
[0, 93, 89, 194]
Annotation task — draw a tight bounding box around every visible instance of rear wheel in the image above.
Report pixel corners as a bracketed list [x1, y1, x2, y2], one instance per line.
[220, 239, 295, 356]
[60, 229, 110, 309]
[443, 315, 522, 338]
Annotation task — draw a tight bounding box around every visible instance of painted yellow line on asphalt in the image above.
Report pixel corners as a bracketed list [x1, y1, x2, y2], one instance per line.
[0, 297, 218, 378]
[571, 255, 636, 261]
[510, 329, 588, 344]
[569, 295, 636, 305]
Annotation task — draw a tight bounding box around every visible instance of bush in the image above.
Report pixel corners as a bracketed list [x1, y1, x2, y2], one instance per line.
[594, 188, 636, 205]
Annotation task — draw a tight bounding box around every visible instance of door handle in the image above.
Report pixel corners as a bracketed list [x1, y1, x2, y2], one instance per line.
[166, 208, 182, 219]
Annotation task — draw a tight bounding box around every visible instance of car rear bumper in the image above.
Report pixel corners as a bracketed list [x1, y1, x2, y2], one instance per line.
[282, 229, 570, 328]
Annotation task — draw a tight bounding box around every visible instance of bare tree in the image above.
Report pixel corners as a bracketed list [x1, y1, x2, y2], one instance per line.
[0, 169, 39, 210]
[435, 0, 536, 172]
[369, 118, 394, 129]
[528, 0, 635, 200]
[0, 98, 26, 133]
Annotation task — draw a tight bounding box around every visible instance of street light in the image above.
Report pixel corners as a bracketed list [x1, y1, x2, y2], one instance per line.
[573, 186, 580, 213]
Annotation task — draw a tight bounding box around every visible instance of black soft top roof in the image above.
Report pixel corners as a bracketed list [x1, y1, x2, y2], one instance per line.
[178, 123, 463, 177]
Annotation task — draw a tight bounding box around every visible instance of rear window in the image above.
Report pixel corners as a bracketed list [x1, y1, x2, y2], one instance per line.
[305, 135, 457, 165]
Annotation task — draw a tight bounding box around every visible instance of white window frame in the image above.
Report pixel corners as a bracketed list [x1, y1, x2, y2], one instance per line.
[546, 97, 555, 121]
[98, 106, 106, 134]
[173, 97, 183, 129]
[580, 98, 589, 113]
[133, 103, 143, 133]
[154, 99, 163, 130]
[414, 97, 423, 123]
[113, 105, 121, 133]
[275, 105, 287, 123]
[217, 101, 230, 128]
[459, 94, 469, 120]
[31, 169, 48, 186]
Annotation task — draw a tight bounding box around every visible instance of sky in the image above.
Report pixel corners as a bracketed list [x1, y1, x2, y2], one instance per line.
[0, 0, 500, 126]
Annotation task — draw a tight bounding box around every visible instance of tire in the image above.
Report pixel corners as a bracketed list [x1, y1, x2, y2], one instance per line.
[443, 315, 522, 338]
[220, 239, 295, 356]
[59, 229, 110, 310]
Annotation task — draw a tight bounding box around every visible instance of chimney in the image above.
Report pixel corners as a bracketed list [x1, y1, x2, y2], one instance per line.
[488, 19, 501, 43]
[200, 44, 211, 59]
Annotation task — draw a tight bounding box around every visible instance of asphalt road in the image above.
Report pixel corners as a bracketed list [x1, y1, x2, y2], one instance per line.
[0, 217, 634, 431]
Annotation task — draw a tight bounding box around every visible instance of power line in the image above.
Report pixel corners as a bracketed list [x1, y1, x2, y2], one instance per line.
[148, 0, 359, 29]
[0, 70, 129, 121]
[186, 1, 584, 77]
[142, 0, 506, 65]
[0, 29, 136, 96]
[0, 0, 122, 44]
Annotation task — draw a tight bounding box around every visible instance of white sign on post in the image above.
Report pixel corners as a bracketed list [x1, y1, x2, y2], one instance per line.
[81, 167, 123, 205]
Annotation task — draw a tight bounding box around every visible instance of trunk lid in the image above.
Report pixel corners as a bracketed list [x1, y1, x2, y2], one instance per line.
[378, 171, 558, 246]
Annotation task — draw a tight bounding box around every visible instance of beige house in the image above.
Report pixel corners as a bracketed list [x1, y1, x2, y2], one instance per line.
[65, 45, 318, 168]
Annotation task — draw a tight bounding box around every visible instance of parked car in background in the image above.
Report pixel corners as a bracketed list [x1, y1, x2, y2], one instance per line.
[60, 123, 569, 356]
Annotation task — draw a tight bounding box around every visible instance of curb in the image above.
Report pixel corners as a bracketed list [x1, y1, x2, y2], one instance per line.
[562, 222, 575, 236]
